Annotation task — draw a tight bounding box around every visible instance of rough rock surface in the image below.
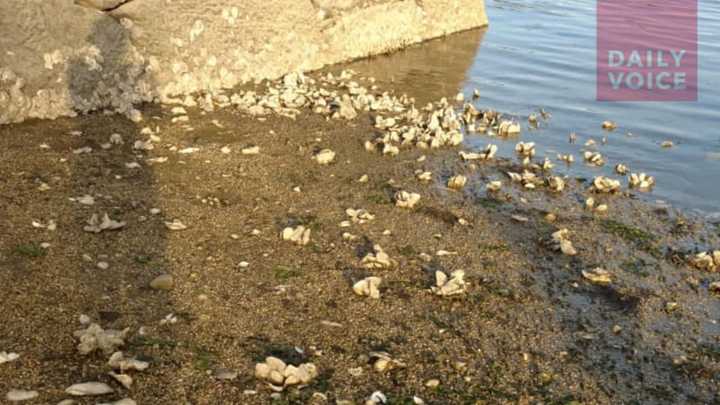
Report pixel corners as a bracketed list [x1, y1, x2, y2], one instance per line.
[0, 0, 488, 124]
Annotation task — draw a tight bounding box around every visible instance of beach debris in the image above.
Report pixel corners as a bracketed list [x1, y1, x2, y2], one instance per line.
[346, 208, 375, 224]
[371, 352, 406, 373]
[254, 357, 318, 390]
[241, 146, 260, 155]
[65, 382, 113, 396]
[583, 151, 605, 166]
[149, 274, 174, 291]
[514, 142, 536, 159]
[0, 351, 20, 364]
[395, 191, 421, 209]
[628, 173, 655, 190]
[498, 120, 521, 136]
[353, 277, 382, 299]
[164, 219, 188, 230]
[313, 149, 336, 165]
[361, 245, 394, 269]
[281, 226, 311, 246]
[615, 163, 629, 175]
[109, 372, 133, 389]
[582, 268, 612, 285]
[431, 270, 467, 296]
[416, 171, 432, 182]
[447, 175, 467, 190]
[108, 351, 150, 372]
[591, 176, 621, 193]
[83, 214, 125, 233]
[602, 121, 617, 131]
[98, 399, 136, 405]
[661, 140, 674, 148]
[367, 391, 388, 404]
[546, 176, 565, 193]
[690, 251, 720, 272]
[569, 133, 578, 143]
[5, 390, 38, 402]
[551, 229, 577, 256]
[486, 181, 502, 192]
[74, 323, 129, 355]
[507, 170, 541, 189]
[460, 144, 498, 161]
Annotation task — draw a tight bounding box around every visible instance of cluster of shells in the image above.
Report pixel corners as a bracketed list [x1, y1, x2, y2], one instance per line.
[254, 357, 318, 391]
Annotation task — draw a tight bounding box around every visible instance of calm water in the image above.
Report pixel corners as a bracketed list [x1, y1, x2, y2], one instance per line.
[465, 0, 720, 215]
[350, 0, 720, 216]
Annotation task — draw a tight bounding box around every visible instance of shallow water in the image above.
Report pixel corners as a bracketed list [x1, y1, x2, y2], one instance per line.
[350, 0, 720, 216]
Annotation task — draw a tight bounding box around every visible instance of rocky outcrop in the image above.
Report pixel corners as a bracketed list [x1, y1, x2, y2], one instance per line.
[0, 0, 488, 124]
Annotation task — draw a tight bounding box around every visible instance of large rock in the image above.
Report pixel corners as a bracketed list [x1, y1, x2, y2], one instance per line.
[0, 0, 488, 124]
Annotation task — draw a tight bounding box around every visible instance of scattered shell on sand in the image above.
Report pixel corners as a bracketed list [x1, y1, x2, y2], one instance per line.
[583, 151, 605, 166]
[241, 146, 260, 155]
[108, 351, 149, 372]
[254, 357, 318, 389]
[74, 323, 129, 355]
[582, 268, 612, 285]
[551, 229, 577, 256]
[346, 208, 375, 224]
[313, 149, 336, 165]
[615, 163, 629, 175]
[353, 277, 382, 299]
[416, 171, 432, 182]
[164, 219, 188, 231]
[281, 226, 311, 246]
[459, 144, 497, 161]
[0, 351, 20, 364]
[447, 175, 467, 190]
[507, 170, 540, 189]
[109, 372, 133, 389]
[361, 245, 394, 269]
[628, 173, 655, 190]
[65, 382, 114, 396]
[371, 351, 406, 372]
[690, 251, 720, 272]
[83, 214, 125, 233]
[486, 181, 502, 192]
[358, 174, 369, 183]
[431, 270, 467, 296]
[592, 176, 622, 193]
[395, 191, 421, 209]
[546, 176, 565, 193]
[6, 390, 39, 402]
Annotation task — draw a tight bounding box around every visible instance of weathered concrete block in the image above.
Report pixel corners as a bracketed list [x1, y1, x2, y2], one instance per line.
[0, 0, 488, 124]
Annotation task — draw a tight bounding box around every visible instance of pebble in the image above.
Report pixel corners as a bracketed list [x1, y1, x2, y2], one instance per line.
[150, 274, 174, 290]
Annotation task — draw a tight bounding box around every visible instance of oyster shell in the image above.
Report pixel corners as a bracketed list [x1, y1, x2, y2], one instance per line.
[447, 175, 467, 190]
[281, 226, 311, 246]
[395, 191, 421, 209]
[431, 270, 467, 296]
[353, 276, 382, 299]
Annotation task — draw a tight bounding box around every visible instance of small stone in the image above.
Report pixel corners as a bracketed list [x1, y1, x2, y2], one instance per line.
[150, 274, 174, 290]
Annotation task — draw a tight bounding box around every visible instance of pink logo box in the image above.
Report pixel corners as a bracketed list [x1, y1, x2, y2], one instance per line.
[597, 0, 698, 101]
